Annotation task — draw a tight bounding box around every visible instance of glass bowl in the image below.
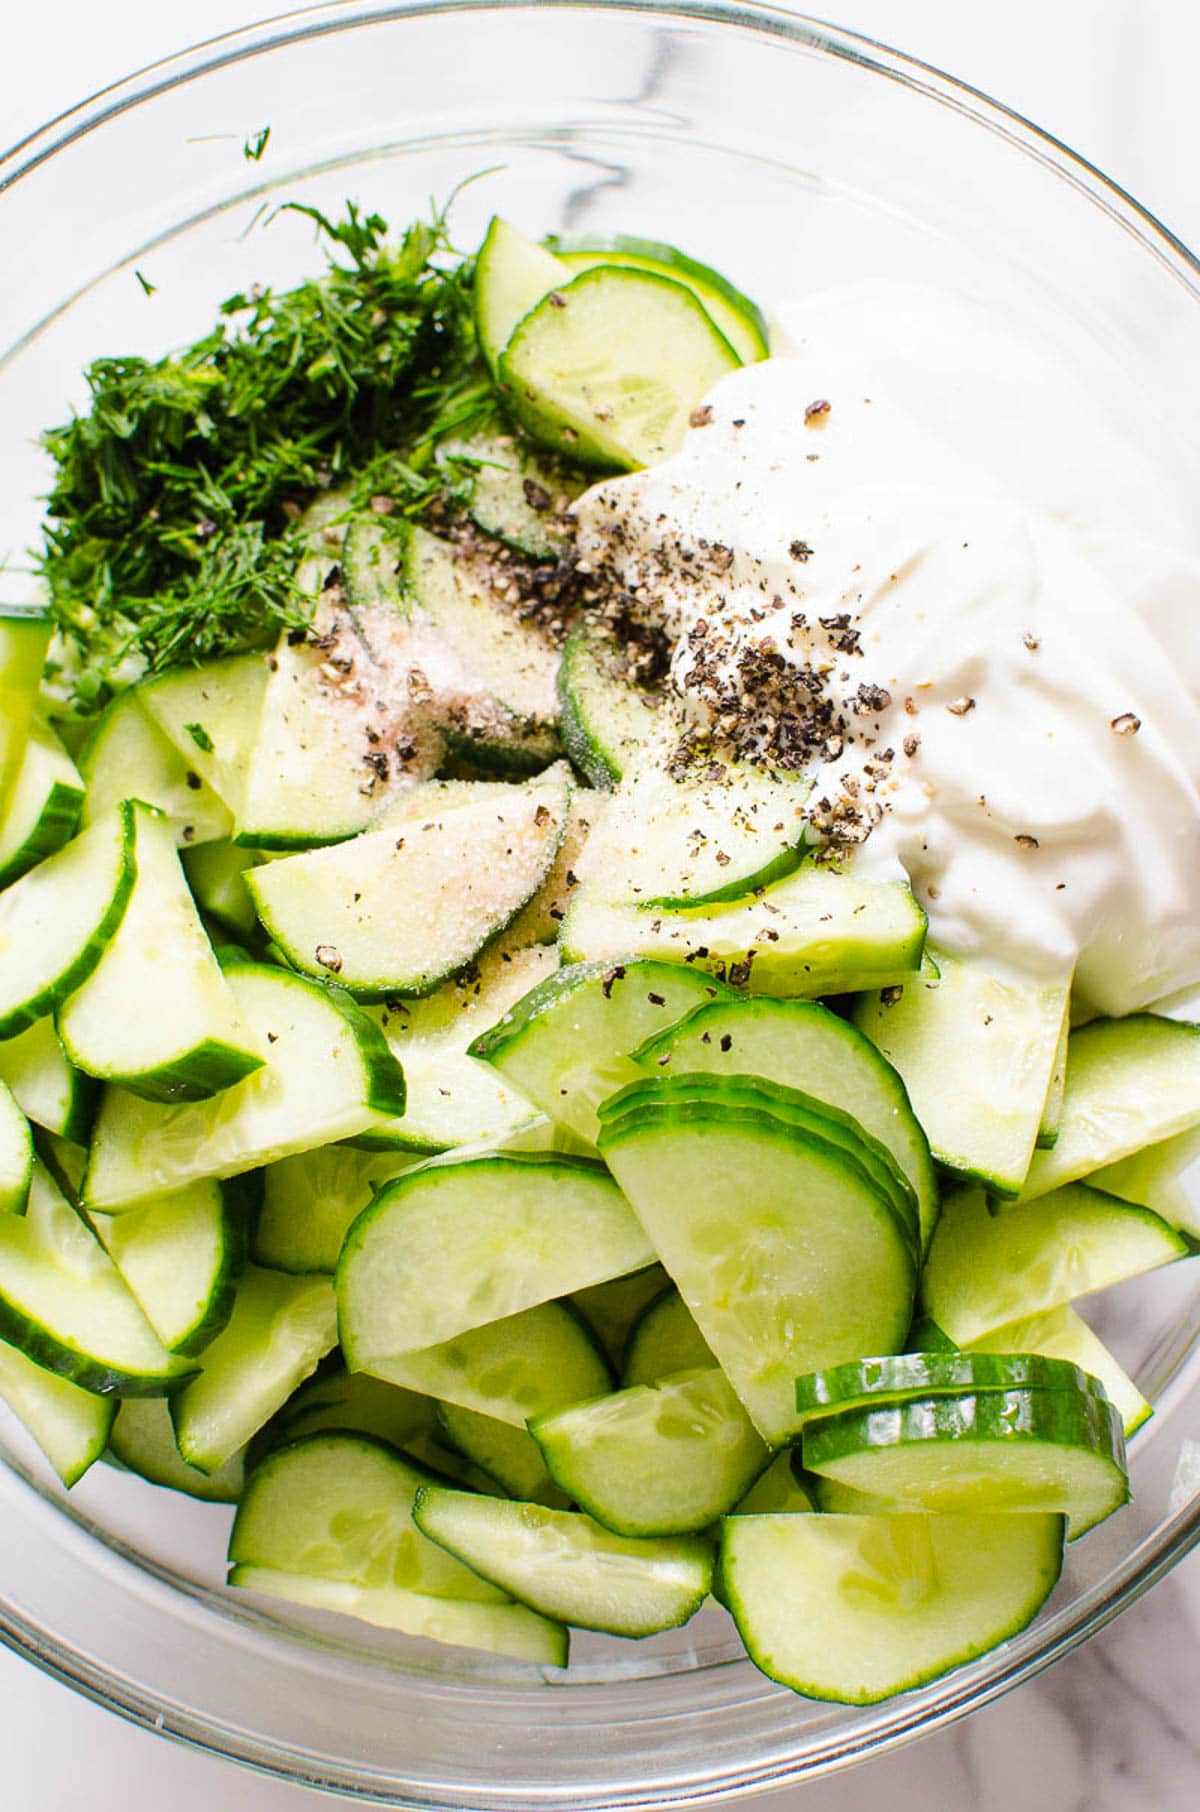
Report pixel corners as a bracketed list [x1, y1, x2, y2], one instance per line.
[3, 2, 1200, 1804]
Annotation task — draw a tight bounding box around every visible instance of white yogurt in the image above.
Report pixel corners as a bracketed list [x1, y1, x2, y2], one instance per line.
[573, 283, 1200, 1016]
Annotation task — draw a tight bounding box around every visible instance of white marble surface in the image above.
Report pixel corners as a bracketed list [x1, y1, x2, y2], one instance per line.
[4, 2, 1200, 1807]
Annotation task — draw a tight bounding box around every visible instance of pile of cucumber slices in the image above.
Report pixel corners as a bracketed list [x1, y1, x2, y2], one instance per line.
[0, 219, 1197, 1707]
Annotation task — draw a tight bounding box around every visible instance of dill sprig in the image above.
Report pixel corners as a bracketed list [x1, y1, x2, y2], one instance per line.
[39, 200, 493, 708]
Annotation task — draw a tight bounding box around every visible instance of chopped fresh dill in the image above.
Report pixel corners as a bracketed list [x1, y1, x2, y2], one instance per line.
[133, 270, 156, 297]
[39, 199, 493, 710]
[243, 125, 271, 162]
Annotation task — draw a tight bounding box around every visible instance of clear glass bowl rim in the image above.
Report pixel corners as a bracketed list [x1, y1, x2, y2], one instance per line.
[3, 1, 1200, 1804]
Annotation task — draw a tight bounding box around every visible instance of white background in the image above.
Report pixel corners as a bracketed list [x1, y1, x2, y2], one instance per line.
[4, 4, 1200, 1808]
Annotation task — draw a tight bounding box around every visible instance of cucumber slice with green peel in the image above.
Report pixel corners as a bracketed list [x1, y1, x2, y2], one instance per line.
[83, 963, 406, 1210]
[0, 1163, 195, 1395]
[499, 266, 741, 470]
[531, 1366, 771, 1538]
[474, 217, 571, 377]
[635, 995, 939, 1251]
[544, 233, 769, 364]
[341, 514, 406, 616]
[0, 715, 85, 889]
[246, 768, 569, 999]
[0, 1337, 113, 1486]
[504, 786, 597, 947]
[139, 653, 269, 818]
[358, 942, 557, 1152]
[853, 952, 1070, 1199]
[0, 1019, 96, 1144]
[337, 1154, 654, 1369]
[79, 691, 231, 846]
[89, 1177, 246, 1356]
[729, 1450, 814, 1516]
[236, 598, 442, 849]
[254, 1146, 420, 1274]
[109, 1396, 245, 1502]
[575, 738, 810, 909]
[262, 1364, 438, 1457]
[1037, 1008, 1071, 1150]
[1091, 1123, 1200, 1242]
[921, 1183, 1188, 1347]
[413, 1486, 713, 1637]
[352, 1299, 612, 1429]
[603, 1073, 920, 1260]
[598, 1100, 917, 1444]
[721, 1512, 1065, 1704]
[435, 1403, 569, 1509]
[182, 840, 264, 941]
[570, 1264, 670, 1367]
[227, 1564, 568, 1667]
[0, 608, 52, 811]
[968, 1307, 1151, 1439]
[403, 527, 562, 772]
[230, 1429, 506, 1600]
[400, 1427, 508, 1497]
[801, 1388, 1127, 1538]
[0, 803, 137, 1040]
[904, 1316, 958, 1355]
[562, 864, 927, 998]
[791, 1352, 1106, 1429]
[0, 1083, 32, 1213]
[470, 958, 736, 1149]
[622, 1288, 713, 1388]
[439, 429, 585, 560]
[557, 620, 664, 789]
[58, 804, 264, 1102]
[170, 1267, 338, 1472]
[1019, 1015, 1200, 1203]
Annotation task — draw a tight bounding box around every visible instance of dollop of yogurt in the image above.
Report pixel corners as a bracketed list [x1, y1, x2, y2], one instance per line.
[573, 282, 1200, 1017]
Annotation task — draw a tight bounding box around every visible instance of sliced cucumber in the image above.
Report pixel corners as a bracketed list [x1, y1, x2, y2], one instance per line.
[0, 803, 137, 1040]
[792, 1352, 1104, 1427]
[635, 995, 939, 1251]
[0, 1337, 113, 1487]
[79, 689, 231, 846]
[1037, 1007, 1071, 1150]
[341, 514, 406, 616]
[0, 608, 52, 811]
[246, 769, 569, 999]
[109, 1395, 245, 1502]
[0, 1082, 32, 1213]
[922, 1183, 1188, 1347]
[403, 527, 561, 772]
[853, 952, 1070, 1199]
[83, 963, 406, 1210]
[254, 1146, 420, 1274]
[262, 1364, 438, 1457]
[414, 1487, 713, 1637]
[229, 1430, 504, 1600]
[0, 715, 85, 889]
[0, 1018, 96, 1144]
[1091, 1123, 1200, 1242]
[1020, 1015, 1200, 1202]
[504, 786, 597, 946]
[182, 840, 264, 941]
[729, 1451, 814, 1516]
[440, 429, 584, 560]
[557, 620, 664, 789]
[622, 1289, 713, 1388]
[576, 737, 810, 908]
[598, 1096, 916, 1443]
[968, 1307, 1151, 1439]
[531, 1366, 770, 1537]
[801, 1388, 1127, 1538]
[352, 1299, 612, 1428]
[474, 217, 571, 377]
[435, 1403, 569, 1509]
[721, 1512, 1065, 1704]
[337, 1154, 654, 1370]
[228, 1564, 568, 1666]
[358, 942, 558, 1151]
[58, 804, 264, 1101]
[170, 1267, 337, 1472]
[139, 652, 269, 817]
[470, 957, 735, 1149]
[562, 864, 927, 998]
[0, 1163, 195, 1395]
[544, 234, 770, 364]
[570, 1265, 671, 1367]
[500, 265, 741, 470]
[90, 1177, 245, 1356]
